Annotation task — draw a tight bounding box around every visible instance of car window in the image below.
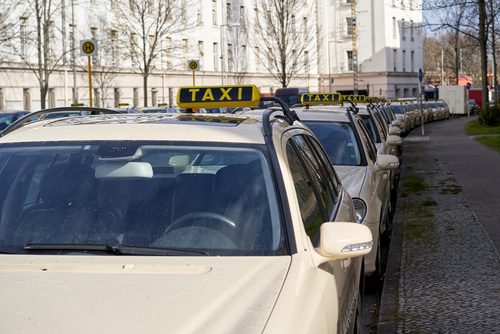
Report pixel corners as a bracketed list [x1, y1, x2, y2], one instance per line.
[0, 142, 284, 256]
[356, 119, 377, 163]
[305, 136, 340, 219]
[286, 140, 323, 246]
[361, 115, 381, 144]
[304, 121, 362, 166]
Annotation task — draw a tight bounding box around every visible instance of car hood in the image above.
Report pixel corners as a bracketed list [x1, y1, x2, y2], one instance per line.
[334, 165, 367, 198]
[0, 255, 291, 334]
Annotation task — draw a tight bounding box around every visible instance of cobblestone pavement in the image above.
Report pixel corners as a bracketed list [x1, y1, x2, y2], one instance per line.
[378, 119, 500, 333]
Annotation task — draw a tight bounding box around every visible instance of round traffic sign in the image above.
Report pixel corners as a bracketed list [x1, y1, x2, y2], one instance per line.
[187, 59, 199, 71]
[81, 40, 96, 56]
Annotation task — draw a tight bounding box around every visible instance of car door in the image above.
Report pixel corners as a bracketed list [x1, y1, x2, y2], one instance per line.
[286, 133, 359, 333]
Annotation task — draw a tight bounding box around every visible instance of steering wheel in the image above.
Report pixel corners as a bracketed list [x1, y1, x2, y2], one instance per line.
[161, 211, 240, 245]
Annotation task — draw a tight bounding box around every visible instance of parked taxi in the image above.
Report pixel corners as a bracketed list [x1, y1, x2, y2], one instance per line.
[0, 85, 371, 334]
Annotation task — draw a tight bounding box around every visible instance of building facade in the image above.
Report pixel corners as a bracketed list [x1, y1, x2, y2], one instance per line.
[0, 0, 423, 111]
[317, 0, 424, 98]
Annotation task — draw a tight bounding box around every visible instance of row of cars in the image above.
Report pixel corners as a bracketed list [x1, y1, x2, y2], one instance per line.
[389, 99, 450, 134]
[0, 86, 440, 333]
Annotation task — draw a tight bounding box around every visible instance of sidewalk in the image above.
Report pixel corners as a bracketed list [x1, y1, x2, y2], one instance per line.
[378, 117, 500, 333]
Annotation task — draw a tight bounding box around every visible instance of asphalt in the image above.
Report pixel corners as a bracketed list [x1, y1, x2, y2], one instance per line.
[377, 116, 500, 333]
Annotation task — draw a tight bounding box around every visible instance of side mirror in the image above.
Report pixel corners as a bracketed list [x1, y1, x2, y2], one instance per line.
[386, 135, 402, 146]
[388, 126, 401, 136]
[376, 153, 399, 171]
[318, 222, 372, 260]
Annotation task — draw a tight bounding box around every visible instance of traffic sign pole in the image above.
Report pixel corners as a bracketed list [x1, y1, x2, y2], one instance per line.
[192, 71, 195, 86]
[419, 68, 424, 136]
[88, 56, 93, 108]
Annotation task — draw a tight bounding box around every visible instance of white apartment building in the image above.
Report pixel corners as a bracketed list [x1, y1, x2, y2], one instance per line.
[0, 0, 319, 111]
[0, 0, 423, 110]
[317, 0, 424, 98]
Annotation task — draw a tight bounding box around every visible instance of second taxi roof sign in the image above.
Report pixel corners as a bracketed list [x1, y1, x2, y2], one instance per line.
[177, 85, 261, 108]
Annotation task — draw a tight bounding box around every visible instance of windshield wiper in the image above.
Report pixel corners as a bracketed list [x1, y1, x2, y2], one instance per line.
[24, 243, 209, 256]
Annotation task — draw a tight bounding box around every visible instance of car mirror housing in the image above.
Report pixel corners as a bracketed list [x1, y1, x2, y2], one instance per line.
[388, 126, 401, 136]
[386, 135, 402, 146]
[317, 222, 373, 260]
[376, 154, 400, 171]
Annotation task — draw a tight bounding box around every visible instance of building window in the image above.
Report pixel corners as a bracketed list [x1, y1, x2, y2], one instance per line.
[114, 88, 120, 107]
[411, 50, 415, 72]
[401, 19, 406, 40]
[198, 41, 204, 68]
[240, 6, 246, 31]
[241, 44, 247, 70]
[23, 88, 31, 111]
[227, 43, 233, 71]
[347, 50, 353, 71]
[401, 0, 406, 9]
[304, 51, 309, 73]
[402, 50, 406, 72]
[182, 39, 189, 61]
[255, 46, 260, 72]
[410, 20, 415, 41]
[392, 17, 397, 39]
[303, 17, 308, 38]
[197, 0, 203, 26]
[254, 7, 259, 32]
[393, 49, 397, 71]
[20, 17, 27, 59]
[346, 17, 353, 36]
[213, 42, 219, 71]
[212, 0, 217, 26]
[48, 88, 56, 108]
[166, 38, 173, 69]
[110, 29, 118, 67]
[292, 15, 296, 34]
[226, 2, 232, 23]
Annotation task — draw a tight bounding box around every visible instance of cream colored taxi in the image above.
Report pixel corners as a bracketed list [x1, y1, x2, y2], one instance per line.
[0, 85, 372, 334]
[292, 93, 399, 282]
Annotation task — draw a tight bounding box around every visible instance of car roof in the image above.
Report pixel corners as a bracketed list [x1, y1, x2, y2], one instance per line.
[291, 106, 351, 122]
[0, 113, 268, 144]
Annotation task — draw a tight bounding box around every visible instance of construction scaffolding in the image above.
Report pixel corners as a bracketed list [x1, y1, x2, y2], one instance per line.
[351, 0, 358, 94]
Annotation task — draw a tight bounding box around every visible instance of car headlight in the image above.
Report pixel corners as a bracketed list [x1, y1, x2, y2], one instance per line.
[352, 198, 367, 224]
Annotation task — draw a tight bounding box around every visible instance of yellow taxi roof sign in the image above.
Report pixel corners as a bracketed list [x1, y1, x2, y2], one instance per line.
[300, 93, 342, 105]
[177, 85, 261, 109]
[342, 95, 367, 103]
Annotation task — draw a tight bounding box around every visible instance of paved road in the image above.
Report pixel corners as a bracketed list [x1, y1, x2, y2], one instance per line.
[425, 116, 500, 252]
[377, 116, 500, 333]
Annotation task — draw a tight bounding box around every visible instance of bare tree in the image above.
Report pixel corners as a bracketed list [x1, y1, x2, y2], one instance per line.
[0, 2, 17, 52]
[8, 0, 68, 109]
[252, 0, 317, 88]
[113, 0, 188, 107]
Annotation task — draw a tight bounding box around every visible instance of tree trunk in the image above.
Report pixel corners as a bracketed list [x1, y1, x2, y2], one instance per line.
[36, 0, 46, 110]
[143, 72, 149, 107]
[478, 0, 489, 113]
[490, 0, 498, 104]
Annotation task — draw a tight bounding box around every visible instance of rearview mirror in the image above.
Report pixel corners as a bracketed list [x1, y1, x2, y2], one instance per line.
[318, 222, 372, 260]
[95, 162, 153, 179]
[376, 154, 399, 171]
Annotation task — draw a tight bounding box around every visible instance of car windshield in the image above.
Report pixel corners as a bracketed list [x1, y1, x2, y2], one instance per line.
[0, 141, 284, 256]
[390, 105, 404, 114]
[304, 121, 362, 166]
